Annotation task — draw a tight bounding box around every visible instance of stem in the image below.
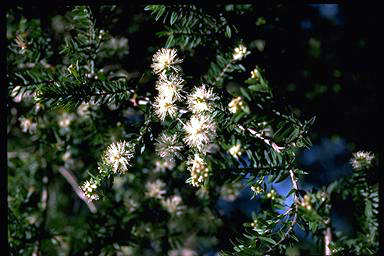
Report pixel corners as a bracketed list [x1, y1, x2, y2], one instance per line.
[214, 60, 233, 85]
[266, 170, 299, 253]
[324, 193, 332, 256]
[325, 225, 332, 256]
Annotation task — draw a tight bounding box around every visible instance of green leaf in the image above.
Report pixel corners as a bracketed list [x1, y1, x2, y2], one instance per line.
[258, 236, 277, 245]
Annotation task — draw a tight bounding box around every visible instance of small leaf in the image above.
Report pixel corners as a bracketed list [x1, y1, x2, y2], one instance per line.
[258, 236, 276, 245]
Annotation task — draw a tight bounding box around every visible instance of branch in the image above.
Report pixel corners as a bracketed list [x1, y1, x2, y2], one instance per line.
[58, 167, 97, 213]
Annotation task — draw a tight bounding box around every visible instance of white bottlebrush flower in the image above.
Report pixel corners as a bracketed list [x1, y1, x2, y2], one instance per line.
[104, 141, 134, 173]
[229, 143, 242, 159]
[183, 114, 217, 153]
[228, 96, 246, 114]
[350, 151, 375, 170]
[161, 195, 185, 216]
[151, 48, 183, 75]
[155, 133, 183, 161]
[187, 84, 219, 113]
[233, 44, 250, 61]
[156, 73, 185, 101]
[19, 116, 37, 134]
[187, 154, 209, 187]
[154, 95, 178, 121]
[80, 178, 99, 201]
[145, 179, 166, 199]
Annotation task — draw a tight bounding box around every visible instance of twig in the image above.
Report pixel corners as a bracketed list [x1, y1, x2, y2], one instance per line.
[58, 167, 97, 213]
[325, 225, 332, 256]
[266, 170, 299, 253]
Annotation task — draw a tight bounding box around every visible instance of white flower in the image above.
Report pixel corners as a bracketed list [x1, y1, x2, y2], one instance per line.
[145, 179, 166, 199]
[161, 195, 185, 216]
[183, 114, 217, 153]
[156, 73, 185, 101]
[350, 151, 375, 170]
[233, 44, 250, 61]
[251, 67, 260, 80]
[155, 133, 183, 161]
[228, 96, 245, 114]
[187, 84, 219, 113]
[104, 141, 134, 173]
[154, 95, 178, 121]
[229, 143, 242, 159]
[187, 154, 209, 187]
[19, 117, 37, 134]
[151, 48, 183, 75]
[80, 178, 99, 201]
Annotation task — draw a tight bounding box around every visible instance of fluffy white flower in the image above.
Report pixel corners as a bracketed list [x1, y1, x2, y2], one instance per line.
[151, 48, 183, 75]
[104, 141, 134, 173]
[187, 154, 209, 187]
[187, 84, 219, 113]
[156, 73, 185, 101]
[155, 133, 183, 161]
[233, 44, 250, 61]
[154, 95, 178, 121]
[350, 151, 375, 170]
[145, 179, 166, 199]
[183, 114, 217, 152]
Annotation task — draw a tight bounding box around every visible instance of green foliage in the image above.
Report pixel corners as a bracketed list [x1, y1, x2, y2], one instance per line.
[145, 5, 237, 50]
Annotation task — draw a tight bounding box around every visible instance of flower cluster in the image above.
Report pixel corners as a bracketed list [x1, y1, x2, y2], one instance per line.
[187, 84, 219, 113]
[151, 48, 183, 75]
[228, 96, 246, 114]
[183, 114, 217, 153]
[301, 194, 313, 210]
[228, 143, 242, 159]
[103, 141, 135, 173]
[145, 179, 167, 199]
[251, 185, 264, 195]
[151, 48, 185, 121]
[187, 154, 209, 187]
[155, 132, 183, 162]
[80, 178, 99, 201]
[233, 44, 250, 61]
[19, 116, 37, 134]
[350, 151, 375, 171]
[161, 195, 185, 216]
[156, 74, 185, 101]
[250, 67, 260, 80]
[266, 189, 277, 200]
